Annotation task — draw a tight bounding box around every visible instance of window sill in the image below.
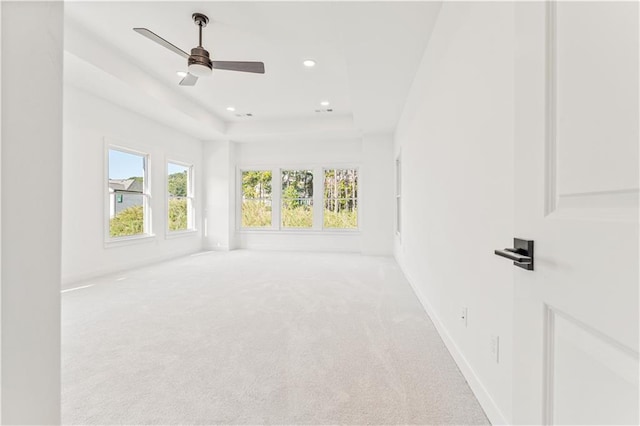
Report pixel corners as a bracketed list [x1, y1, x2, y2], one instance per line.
[104, 234, 156, 248]
[165, 229, 199, 239]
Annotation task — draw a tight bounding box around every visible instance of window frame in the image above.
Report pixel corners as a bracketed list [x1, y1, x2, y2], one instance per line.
[322, 167, 360, 231]
[395, 153, 401, 237]
[166, 160, 196, 235]
[239, 168, 275, 230]
[237, 164, 360, 234]
[280, 168, 315, 230]
[104, 143, 153, 245]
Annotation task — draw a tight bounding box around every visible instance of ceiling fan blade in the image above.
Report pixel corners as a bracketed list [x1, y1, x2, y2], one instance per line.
[211, 61, 265, 74]
[133, 28, 189, 59]
[179, 73, 198, 86]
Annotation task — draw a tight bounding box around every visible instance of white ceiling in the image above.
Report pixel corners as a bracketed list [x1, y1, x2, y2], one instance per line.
[64, 1, 442, 142]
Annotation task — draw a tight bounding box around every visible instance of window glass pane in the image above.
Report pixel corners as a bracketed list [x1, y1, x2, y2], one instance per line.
[324, 169, 358, 229]
[108, 149, 145, 237]
[168, 163, 189, 197]
[282, 170, 313, 228]
[168, 163, 191, 231]
[168, 197, 188, 231]
[242, 199, 272, 227]
[242, 171, 272, 228]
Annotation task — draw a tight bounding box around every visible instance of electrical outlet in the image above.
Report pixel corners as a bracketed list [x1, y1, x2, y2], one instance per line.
[490, 335, 500, 364]
[460, 307, 468, 327]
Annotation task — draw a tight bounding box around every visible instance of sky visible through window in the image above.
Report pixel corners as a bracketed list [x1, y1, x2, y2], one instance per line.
[168, 163, 186, 175]
[109, 149, 144, 179]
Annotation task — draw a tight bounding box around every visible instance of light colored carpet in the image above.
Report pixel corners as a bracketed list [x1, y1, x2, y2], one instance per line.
[62, 251, 489, 425]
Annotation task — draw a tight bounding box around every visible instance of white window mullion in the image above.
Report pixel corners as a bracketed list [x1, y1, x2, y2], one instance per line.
[272, 167, 282, 229]
[187, 165, 195, 230]
[144, 155, 152, 235]
[312, 166, 323, 230]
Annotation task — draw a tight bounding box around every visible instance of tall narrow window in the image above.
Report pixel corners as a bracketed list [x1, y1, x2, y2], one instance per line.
[241, 170, 272, 228]
[281, 169, 313, 228]
[167, 162, 194, 232]
[323, 168, 358, 229]
[396, 155, 401, 235]
[108, 148, 149, 238]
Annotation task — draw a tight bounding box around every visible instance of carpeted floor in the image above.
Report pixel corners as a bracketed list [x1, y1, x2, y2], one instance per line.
[62, 251, 489, 425]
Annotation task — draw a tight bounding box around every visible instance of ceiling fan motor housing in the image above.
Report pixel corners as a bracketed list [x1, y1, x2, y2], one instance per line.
[188, 46, 213, 76]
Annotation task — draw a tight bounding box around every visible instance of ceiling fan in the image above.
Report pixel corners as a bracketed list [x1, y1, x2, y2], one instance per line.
[134, 13, 265, 86]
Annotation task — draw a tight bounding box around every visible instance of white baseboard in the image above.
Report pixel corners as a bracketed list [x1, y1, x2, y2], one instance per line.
[204, 245, 231, 251]
[397, 257, 509, 425]
[61, 248, 204, 288]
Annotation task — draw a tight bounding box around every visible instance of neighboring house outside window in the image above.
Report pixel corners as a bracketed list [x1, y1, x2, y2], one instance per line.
[107, 147, 150, 239]
[108, 178, 144, 218]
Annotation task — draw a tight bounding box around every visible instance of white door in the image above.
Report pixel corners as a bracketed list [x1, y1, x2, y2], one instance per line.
[511, 2, 639, 424]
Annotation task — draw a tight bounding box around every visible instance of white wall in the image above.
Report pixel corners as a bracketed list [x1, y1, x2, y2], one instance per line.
[361, 133, 395, 255]
[394, 3, 515, 424]
[223, 136, 393, 254]
[203, 140, 236, 251]
[1, 2, 63, 423]
[62, 85, 204, 285]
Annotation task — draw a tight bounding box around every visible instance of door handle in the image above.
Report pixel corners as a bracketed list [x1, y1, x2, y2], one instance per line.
[494, 248, 532, 263]
[494, 238, 534, 271]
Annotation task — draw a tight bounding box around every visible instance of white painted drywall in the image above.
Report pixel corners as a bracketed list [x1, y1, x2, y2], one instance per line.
[226, 137, 392, 254]
[394, 3, 515, 424]
[0, 1, 3, 418]
[61, 85, 204, 285]
[1, 2, 63, 423]
[203, 140, 236, 251]
[361, 133, 394, 255]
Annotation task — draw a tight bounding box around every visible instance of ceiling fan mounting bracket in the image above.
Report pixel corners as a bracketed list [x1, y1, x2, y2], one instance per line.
[192, 13, 209, 28]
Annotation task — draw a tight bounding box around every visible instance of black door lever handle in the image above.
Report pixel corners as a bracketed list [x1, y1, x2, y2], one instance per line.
[494, 238, 534, 271]
[494, 248, 532, 263]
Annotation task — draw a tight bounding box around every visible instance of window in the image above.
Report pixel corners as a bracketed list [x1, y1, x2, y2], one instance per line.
[396, 155, 401, 235]
[238, 166, 361, 232]
[241, 170, 272, 228]
[281, 169, 313, 228]
[167, 162, 194, 232]
[323, 168, 358, 229]
[108, 147, 150, 238]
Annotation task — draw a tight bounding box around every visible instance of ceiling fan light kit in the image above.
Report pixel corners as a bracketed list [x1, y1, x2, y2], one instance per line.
[133, 12, 265, 87]
[188, 47, 213, 77]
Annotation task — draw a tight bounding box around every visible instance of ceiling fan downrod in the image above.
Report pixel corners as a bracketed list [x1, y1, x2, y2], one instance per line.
[188, 13, 212, 76]
[192, 13, 209, 47]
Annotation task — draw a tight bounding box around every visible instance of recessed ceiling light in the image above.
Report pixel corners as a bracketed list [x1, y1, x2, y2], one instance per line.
[303, 59, 317, 67]
[176, 71, 188, 78]
[226, 106, 236, 112]
[320, 100, 330, 107]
